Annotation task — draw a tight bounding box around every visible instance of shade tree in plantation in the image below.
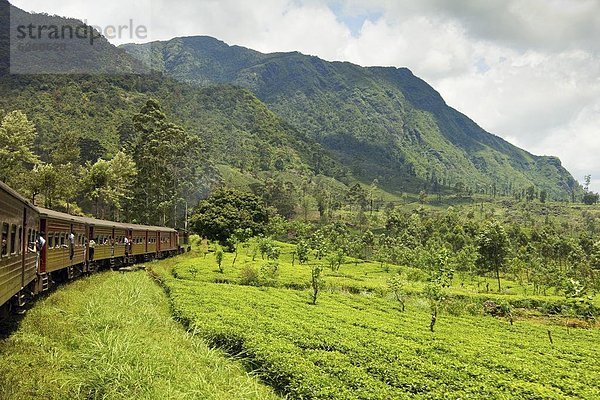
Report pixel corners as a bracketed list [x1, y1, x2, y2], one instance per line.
[424, 254, 454, 332]
[388, 274, 407, 312]
[477, 220, 510, 292]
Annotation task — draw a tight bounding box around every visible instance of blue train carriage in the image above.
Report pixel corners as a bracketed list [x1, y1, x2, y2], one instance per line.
[0, 181, 39, 315]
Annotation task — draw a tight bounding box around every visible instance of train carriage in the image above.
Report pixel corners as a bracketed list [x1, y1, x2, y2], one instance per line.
[129, 226, 148, 257]
[0, 181, 38, 313]
[38, 208, 87, 276]
[1, 180, 183, 314]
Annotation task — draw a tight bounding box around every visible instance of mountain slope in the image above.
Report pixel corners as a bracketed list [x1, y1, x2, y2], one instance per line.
[0, 74, 344, 183]
[122, 36, 580, 200]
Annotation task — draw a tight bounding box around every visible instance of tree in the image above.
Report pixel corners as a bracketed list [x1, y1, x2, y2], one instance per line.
[253, 178, 297, 219]
[346, 183, 367, 211]
[191, 189, 269, 247]
[26, 163, 59, 207]
[50, 130, 81, 213]
[310, 265, 323, 305]
[130, 99, 210, 226]
[215, 247, 224, 273]
[0, 110, 39, 190]
[295, 240, 310, 265]
[539, 190, 547, 204]
[106, 151, 137, 221]
[82, 152, 137, 220]
[419, 190, 428, 204]
[477, 220, 510, 292]
[424, 262, 453, 332]
[525, 186, 535, 202]
[230, 228, 253, 267]
[388, 274, 407, 312]
[584, 175, 591, 192]
[583, 192, 599, 205]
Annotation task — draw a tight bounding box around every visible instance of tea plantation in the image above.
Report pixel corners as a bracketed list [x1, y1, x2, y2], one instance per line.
[151, 246, 600, 400]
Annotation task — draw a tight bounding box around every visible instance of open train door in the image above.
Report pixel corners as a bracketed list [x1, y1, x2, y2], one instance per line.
[39, 218, 47, 274]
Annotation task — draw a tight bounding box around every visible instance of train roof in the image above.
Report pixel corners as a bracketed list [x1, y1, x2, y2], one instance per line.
[0, 180, 36, 209]
[36, 207, 177, 233]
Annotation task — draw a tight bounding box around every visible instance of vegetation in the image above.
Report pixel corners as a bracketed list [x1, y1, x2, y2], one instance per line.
[0, 270, 278, 399]
[152, 243, 600, 400]
[191, 189, 270, 247]
[1, 5, 600, 399]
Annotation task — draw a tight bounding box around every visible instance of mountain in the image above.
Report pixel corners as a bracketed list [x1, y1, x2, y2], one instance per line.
[0, 0, 144, 74]
[0, 2, 346, 194]
[122, 36, 580, 200]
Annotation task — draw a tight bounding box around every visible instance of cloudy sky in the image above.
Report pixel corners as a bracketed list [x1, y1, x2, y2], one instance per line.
[12, 0, 600, 190]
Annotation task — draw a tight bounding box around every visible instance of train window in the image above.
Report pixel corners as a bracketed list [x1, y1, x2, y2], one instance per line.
[48, 234, 53, 249]
[17, 227, 22, 254]
[1, 223, 8, 257]
[27, 229, 32, 252]
[59, 234, 65, 247]
[10, 225, 17, 255]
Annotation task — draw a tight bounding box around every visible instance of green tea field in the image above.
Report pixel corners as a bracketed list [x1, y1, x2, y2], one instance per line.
[152, 245, 600, 400]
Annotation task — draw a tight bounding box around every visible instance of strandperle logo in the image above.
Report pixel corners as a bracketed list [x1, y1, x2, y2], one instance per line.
[14, 19, 148, 47]
[8, 6, 153, 75]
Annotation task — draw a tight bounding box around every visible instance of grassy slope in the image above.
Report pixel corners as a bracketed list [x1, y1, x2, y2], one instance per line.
[152, 246, 600, 399]
[0, 270, 279, 400]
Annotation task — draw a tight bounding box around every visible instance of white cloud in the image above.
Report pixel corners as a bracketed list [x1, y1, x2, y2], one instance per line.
[9, 0, 600, 190]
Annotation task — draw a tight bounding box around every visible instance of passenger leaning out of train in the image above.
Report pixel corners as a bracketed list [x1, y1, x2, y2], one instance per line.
[68, 231, 75, 260]
[89, 238, 96, 261]
[1, 238, 6, 256]
[124, 236, 130, 257]
[36, 232, 46, 273]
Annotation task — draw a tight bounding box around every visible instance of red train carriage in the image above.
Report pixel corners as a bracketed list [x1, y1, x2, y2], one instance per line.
[0, 181, 38, 315]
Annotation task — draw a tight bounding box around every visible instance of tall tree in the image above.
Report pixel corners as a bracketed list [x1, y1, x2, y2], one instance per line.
[0, 110, 39, 190]
[130, 99, 208, 226]
[82, 152, 137, 220]
[477, 220, 510, 291]
[50, 130, 81, 213]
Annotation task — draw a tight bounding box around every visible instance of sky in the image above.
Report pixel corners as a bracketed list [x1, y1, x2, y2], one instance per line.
[11, 0, 600, 191]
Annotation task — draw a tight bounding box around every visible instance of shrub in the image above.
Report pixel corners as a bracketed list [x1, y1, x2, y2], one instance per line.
[239, 265, 260, 286]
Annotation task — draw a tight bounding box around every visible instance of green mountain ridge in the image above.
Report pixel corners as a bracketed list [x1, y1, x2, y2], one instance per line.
[122, 36, 580, 200]
[0, 2, 349, 201]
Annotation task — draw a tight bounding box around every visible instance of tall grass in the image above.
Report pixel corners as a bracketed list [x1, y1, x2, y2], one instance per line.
[0, 270, 279, 400]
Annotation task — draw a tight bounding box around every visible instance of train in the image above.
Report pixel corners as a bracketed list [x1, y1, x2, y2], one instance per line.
[0, 180, 188, 318]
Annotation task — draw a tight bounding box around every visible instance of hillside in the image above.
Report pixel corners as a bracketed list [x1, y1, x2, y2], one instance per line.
[0, 74, 345, 186]
[0, 0, 144, 75]
[0, 2, 350, 210]
[122, 36, 581, 200]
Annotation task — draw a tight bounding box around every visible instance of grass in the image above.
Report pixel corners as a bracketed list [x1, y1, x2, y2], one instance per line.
[0, 269, 279, 400]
